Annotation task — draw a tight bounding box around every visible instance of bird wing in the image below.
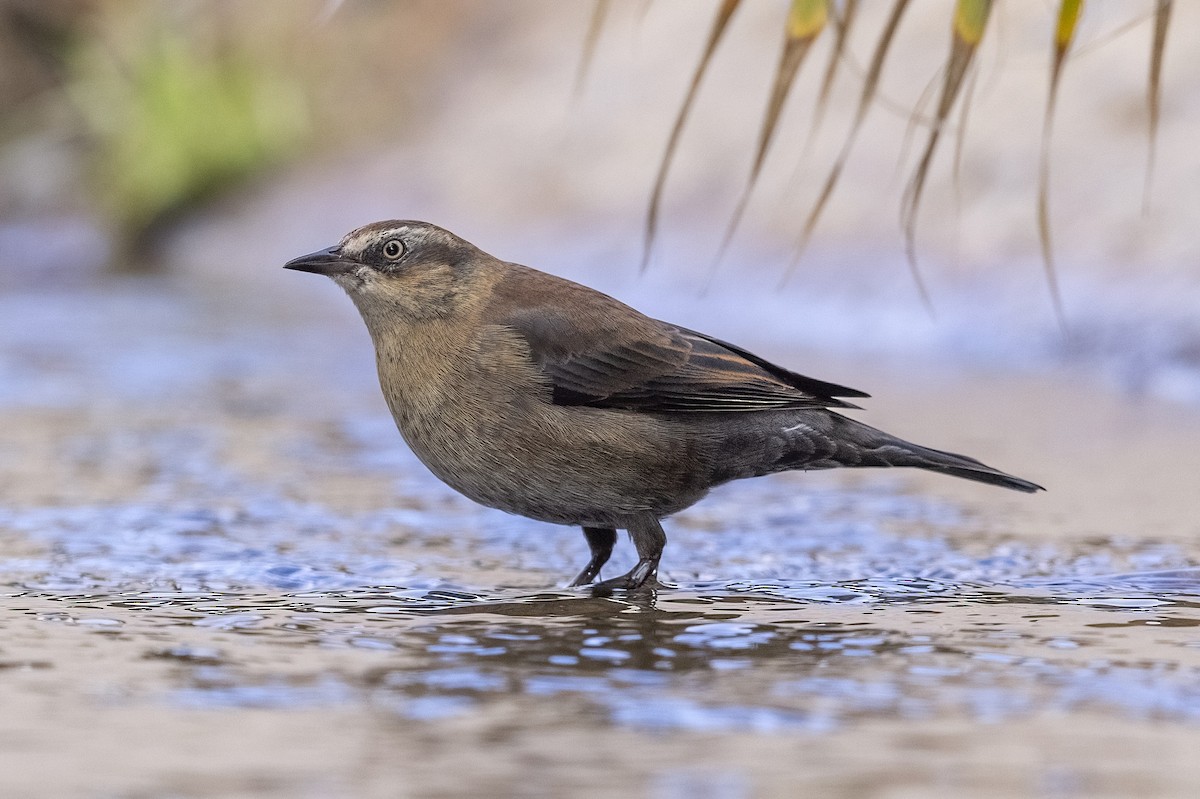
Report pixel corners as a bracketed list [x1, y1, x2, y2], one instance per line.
[490, 269, 868, 413]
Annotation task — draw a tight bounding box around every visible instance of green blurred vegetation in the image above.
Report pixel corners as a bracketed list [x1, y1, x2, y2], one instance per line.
[1, 1, 449, 261]
[66, 7, 309, 246]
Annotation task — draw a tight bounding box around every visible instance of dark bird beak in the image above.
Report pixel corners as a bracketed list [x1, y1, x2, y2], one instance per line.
[283, 246, 355, 276]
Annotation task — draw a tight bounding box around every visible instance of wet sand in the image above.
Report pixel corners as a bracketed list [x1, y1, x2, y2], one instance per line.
[2, 283, 1200, 798]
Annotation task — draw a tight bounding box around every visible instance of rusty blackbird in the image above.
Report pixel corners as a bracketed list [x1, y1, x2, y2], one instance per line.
[285, 221, 1042, 592]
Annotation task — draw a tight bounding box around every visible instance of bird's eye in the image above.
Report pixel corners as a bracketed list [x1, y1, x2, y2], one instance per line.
[382, 239, 405, 261]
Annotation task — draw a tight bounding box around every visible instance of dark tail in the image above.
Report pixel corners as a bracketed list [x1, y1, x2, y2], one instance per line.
[834, 415, 1044, 493]
[903, 446, 1044, 492]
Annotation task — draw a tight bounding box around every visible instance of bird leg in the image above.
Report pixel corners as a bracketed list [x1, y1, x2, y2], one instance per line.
[568, 526, 617, 587]
[591, 516, 666, 594]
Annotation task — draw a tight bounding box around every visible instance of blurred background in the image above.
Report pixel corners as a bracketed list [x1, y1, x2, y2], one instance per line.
[6, 4, 1200, 797]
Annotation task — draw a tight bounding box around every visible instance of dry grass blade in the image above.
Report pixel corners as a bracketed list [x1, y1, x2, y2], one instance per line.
[747, 0, 828, 195]
[899, 71, 944, 182]
[574, 0, 611, 98]
[786, 0, 859, 209]
[1072, 10, 1152, 57]
[641, 0, 742, 271]
[1037, 0, 1083, 330]
[899, 0, 992, 312]
[785, 0, 910, 282]
[711, 0, 827, 273]
[809, 0, 858, 145]
[1145, 0, 1172, 213]
[952, 67, 978, 187]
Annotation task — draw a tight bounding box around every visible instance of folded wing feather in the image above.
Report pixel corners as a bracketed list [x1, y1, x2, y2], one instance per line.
[491, 269, 868, 413]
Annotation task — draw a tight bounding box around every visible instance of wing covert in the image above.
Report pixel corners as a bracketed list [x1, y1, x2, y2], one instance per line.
[488, 266, 866, 414]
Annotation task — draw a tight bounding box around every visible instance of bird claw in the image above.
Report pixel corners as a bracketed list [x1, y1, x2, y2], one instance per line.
[587, 558, 659, 596]
[567, 569, 599, 588]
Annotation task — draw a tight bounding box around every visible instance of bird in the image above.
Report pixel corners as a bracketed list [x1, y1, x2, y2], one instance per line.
[284, 221, 1042, 592]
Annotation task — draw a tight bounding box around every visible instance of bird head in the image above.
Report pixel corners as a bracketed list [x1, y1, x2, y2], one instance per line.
[284, 220, 483, 322]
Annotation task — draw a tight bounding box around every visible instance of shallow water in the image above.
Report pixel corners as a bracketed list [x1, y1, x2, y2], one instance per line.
[3, 281, 1200, 798]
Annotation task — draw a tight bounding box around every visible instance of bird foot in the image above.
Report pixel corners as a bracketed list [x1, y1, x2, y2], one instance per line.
[567, 567, 601, 588]
[587, 558, 659, 596]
